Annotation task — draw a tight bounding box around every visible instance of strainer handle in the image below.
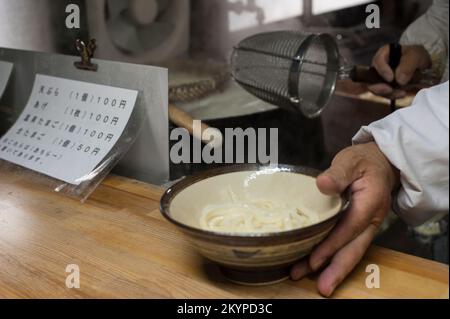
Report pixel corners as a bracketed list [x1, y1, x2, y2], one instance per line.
[389, 43, 402, 85]
[351, 43, 427, 86]
[351, 66, 425, 85]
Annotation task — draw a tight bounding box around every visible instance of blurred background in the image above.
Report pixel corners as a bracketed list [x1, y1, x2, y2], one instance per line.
[0, 0, 432, 168]
[0, 0, 447, 264]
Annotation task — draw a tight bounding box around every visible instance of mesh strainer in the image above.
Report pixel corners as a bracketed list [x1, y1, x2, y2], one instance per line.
[231, 31, 436, 118]
[231, 31, 340, 118]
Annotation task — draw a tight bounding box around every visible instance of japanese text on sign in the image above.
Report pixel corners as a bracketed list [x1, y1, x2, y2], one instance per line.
[0, 74, 138, 185]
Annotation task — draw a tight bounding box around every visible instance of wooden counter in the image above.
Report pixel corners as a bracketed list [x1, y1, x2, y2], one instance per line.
[0, 171, 448, 299]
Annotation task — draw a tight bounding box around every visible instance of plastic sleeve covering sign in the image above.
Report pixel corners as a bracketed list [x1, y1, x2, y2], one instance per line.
[0, 60, 13, 99]
[0, 74, 138, 185]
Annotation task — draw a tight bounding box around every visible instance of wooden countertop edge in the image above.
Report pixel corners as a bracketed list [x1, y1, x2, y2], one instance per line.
[101, 174, 165, 201]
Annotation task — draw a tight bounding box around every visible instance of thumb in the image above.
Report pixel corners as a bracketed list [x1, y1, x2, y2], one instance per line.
[317, 149, 363, 195]
[372, 45, 395, 82]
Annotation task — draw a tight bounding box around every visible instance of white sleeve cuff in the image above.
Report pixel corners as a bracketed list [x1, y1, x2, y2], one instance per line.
[351, 83, 449, 226]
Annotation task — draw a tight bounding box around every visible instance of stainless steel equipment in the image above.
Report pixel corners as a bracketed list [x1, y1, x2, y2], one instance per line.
[231, 31, 340, 118]
[231, 30, 435, 118]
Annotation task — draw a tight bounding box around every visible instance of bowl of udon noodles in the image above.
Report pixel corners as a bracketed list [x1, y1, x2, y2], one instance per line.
[160, 164, 350, 285]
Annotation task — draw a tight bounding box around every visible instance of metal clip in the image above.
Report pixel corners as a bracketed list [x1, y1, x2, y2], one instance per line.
[74, 39, 98, 72]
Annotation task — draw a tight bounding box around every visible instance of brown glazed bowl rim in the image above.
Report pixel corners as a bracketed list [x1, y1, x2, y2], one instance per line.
[160, 164, 350, 241]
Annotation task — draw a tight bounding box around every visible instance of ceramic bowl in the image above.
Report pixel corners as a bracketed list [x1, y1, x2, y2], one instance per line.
[160, 164, 349, 285]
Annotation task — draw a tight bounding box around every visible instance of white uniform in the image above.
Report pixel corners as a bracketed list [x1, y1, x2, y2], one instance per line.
[354, 82, 449, 226]
[400, 0, 449, 82]
[353, 0, 449, 227]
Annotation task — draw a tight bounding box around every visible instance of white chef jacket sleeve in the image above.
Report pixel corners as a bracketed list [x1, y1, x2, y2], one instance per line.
[400, 0, 449, 81]
[353, 82, 449, 226]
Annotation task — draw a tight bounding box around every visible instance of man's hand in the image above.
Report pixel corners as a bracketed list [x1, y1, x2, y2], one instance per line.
[290, 142, 400, 297]
[369, 45, 431, 99]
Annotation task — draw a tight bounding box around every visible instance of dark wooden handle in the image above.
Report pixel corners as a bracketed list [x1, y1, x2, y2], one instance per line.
[351, 66, 423, 85]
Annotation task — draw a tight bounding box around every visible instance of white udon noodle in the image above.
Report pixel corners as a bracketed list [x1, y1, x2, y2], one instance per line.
[199, 187, 319, 234]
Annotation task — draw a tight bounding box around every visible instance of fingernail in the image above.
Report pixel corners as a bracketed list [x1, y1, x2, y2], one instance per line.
[394, 91, 407, 99]
[397, 73, 408, 85]
[377, 86, 391, 94]
[383, 72, 394, 82]
[291, 268, 302, 281]
[324, 282, 337, 298]
[291, 264, 309, 280]
[311, 257, 326, 271]
[320, 286, 336, 298]
[324, 173, 342, 188]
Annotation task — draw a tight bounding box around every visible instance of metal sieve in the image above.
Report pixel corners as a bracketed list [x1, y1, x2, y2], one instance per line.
[231, 31, 340, 119]
[231, 31, 435, 118]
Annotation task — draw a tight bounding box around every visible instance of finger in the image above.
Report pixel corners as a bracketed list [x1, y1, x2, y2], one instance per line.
[310, 177, 381, 270]
[368, 83, 394, 96]
[316, 148, 364, 196]
[290, 258, 313, 281]
[391, 89, 407, 99]
[395, 50, 422, 85]
[316, 224, 379, 297]
[372, 45, 394, 82]
[368, 84, 406, 100]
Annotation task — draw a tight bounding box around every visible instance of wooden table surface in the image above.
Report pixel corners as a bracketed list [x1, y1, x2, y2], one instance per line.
[0, 171, 448, 299]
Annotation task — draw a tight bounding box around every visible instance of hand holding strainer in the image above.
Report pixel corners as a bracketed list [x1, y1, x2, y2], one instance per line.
[231, 31, 435, 118]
